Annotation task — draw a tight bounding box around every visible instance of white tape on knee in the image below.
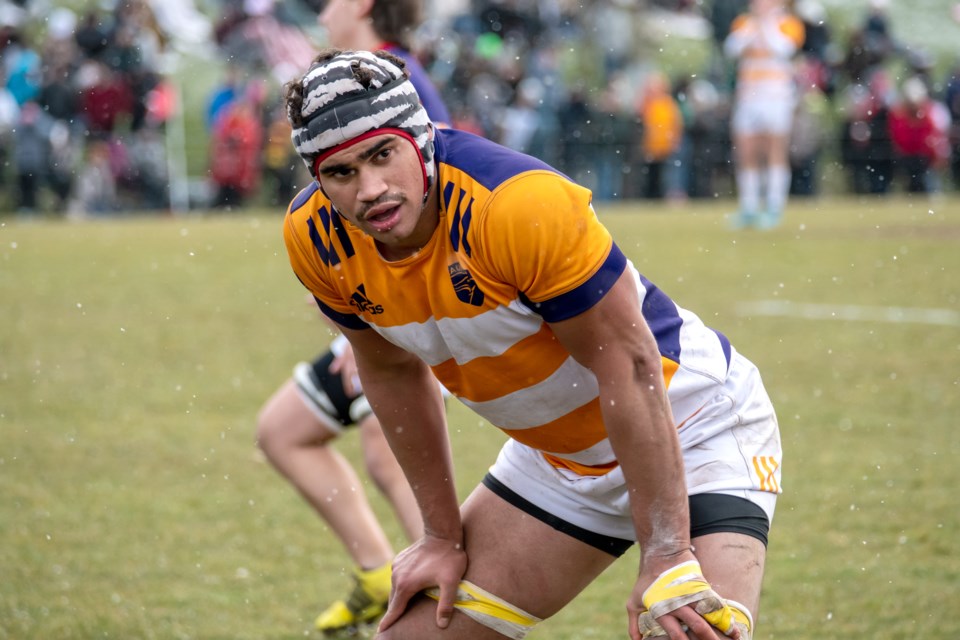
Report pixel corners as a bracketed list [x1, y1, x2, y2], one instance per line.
[292, 362, 344, 434]
[425, 580, 542, 639]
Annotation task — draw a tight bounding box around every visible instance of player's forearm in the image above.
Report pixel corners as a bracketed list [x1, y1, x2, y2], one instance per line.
[359, 361, 463, 544]
[600, 355, 691, 562]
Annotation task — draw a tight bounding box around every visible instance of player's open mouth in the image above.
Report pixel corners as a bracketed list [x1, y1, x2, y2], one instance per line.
[365, 205, 402, 232]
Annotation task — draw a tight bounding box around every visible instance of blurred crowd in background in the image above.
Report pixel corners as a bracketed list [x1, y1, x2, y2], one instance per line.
[3, 0, 960, 216]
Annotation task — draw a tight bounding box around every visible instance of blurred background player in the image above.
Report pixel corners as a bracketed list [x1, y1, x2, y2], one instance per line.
[255, 0, 450, 635]
[724, 0, 804, 229]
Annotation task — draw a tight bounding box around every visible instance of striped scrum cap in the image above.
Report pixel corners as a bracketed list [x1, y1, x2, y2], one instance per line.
[289, 50, 435, 194]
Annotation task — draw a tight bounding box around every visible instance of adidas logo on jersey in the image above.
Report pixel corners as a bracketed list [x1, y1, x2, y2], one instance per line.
[350, 284, 384, 314]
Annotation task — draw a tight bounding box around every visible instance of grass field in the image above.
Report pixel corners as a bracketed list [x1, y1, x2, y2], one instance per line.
[2, 195, 958, 639]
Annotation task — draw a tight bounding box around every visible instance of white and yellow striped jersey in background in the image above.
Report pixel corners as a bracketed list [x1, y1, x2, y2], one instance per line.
[284, 129, 735, 477]
[724, 11, 805, 103]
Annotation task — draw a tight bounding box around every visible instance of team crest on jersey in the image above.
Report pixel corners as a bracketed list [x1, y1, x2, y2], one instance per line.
[448, 262, 484, 306]
[349, 284, 384, 314]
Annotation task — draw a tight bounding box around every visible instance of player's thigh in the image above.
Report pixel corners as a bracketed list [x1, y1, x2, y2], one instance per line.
[378, 483, 620, 639]
[256, 379, 339, 447]
[459, 483, 619, 616]
[693, 531, 766, 618]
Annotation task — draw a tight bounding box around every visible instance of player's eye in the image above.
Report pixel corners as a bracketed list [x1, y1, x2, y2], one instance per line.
[323, 166, 354, 180]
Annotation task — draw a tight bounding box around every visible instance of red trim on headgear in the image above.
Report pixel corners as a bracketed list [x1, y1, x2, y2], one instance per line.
[312, 127, 428, 196]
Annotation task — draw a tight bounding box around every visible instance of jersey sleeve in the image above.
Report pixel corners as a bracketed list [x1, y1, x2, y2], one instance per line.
[471, 171, 626, 322]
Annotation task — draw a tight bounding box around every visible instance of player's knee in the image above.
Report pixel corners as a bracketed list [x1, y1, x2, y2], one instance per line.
[254, 405, 284, 457]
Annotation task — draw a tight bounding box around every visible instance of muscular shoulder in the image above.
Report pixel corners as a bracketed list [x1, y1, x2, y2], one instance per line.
[434, 132, 610, 304]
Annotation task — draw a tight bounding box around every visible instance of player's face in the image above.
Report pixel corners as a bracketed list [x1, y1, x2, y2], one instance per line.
[318, 0, 362, 48]
[316, 133, 436, 261]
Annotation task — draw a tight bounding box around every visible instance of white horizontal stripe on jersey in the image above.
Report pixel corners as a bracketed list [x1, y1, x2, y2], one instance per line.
[458, 356, 598, 429]
[374, 298, 543, 366]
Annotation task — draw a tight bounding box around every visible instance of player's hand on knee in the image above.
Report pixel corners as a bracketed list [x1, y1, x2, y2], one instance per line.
[329, 343, 360, 396]
[632, 560, 740, 640]
[377, 534, 467, 632]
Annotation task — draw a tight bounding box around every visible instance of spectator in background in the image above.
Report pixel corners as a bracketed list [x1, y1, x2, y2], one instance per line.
[636, 71, 684, 200]
[261, 103, 301, 207]
[496, 76, 543, 155]
[839, 69, 895, 194]
[724, 0, 805, 229]
[557, 87, 593, 189]
[789, 57, 830, 196]
[794, 0, 834, 96]
[13, 101, 52, 213]
[205, 64, 242, 132]
[0, 86, 18, 201]
[840, 0, 896, 85]
[3, 27, 41, 106]
[943, 60, 960, 189]
[209, 87, 263, 208]
[78, 60, 134, 135]
[682, 77, 731, 200]
[255, 1, 452, 636]
[70, 138, 117, 216]
[888, 76, 951, 194]
[591, 75, 633, 201]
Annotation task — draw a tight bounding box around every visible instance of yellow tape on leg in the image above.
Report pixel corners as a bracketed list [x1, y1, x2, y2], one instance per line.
[425, 580, 542, 640]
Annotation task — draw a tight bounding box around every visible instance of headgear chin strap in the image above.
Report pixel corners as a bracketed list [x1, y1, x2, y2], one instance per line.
[289, 50, 436, 198]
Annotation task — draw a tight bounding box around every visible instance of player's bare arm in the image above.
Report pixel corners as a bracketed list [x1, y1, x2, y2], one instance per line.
[336, 325, 467, 631]
[547, 271, 738, 640]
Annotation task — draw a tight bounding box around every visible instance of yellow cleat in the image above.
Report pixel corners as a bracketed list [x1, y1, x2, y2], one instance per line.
[315, 563, 392, 636]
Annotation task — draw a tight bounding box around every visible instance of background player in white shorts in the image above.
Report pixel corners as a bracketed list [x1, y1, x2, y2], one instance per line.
[725, 0, 805, 229]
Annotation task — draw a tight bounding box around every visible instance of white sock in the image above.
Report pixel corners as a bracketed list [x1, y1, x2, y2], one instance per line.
[766, 164, 791, 214]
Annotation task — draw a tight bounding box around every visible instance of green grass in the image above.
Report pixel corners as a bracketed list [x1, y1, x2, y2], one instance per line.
[2, 195, 959, 638]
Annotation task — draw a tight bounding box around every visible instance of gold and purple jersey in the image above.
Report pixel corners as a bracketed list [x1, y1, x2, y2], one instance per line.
[284, 129, 733, 476]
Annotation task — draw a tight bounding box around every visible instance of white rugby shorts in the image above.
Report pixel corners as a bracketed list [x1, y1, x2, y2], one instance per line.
[487, 350, 781, 542]
[731, 97, 795, 136]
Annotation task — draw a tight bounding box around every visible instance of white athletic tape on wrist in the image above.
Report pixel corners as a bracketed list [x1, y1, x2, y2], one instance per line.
[641, 560, 736, 635]
[425, 580, 542, 639]
[638, 598, 753, 639]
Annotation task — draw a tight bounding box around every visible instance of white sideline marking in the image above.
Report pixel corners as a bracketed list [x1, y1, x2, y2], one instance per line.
[737, 300, 960, 327]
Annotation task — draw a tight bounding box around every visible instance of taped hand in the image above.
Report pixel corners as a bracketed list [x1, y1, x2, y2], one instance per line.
[640, 560, 738, 637]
